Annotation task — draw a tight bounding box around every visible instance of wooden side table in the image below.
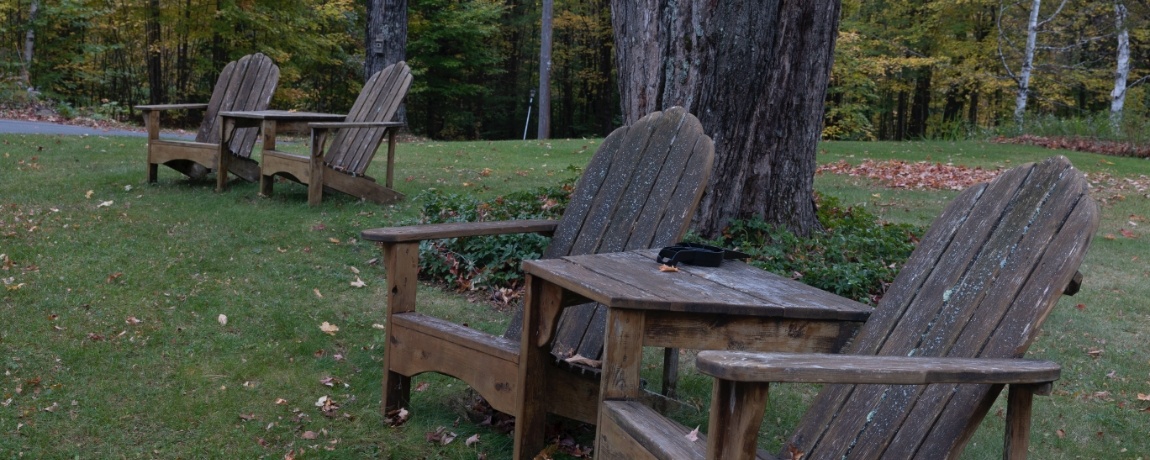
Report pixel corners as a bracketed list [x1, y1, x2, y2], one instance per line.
[216, 110, 345, 192]
[514, 249, 871, 459]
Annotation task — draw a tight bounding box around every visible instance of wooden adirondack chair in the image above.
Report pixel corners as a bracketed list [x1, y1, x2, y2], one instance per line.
[259, 62, 412, 205]
[596, 155, 1100, 460]
[360, 107, 714, 451]
[139, 53, 279, 183]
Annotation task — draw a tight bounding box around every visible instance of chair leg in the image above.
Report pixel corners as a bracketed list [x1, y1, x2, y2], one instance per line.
[381, 370, 411, 414]
[707, 379, 770, 460]
[147, 162, 158, 183]
[259, 174, 274, 197]
[514, 275, 561, 460]
[1004, 384, 1037, 460]
[381, 242, 419, 416]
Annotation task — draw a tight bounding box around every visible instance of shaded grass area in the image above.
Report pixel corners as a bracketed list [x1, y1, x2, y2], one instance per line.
[2, 135, 1148, 458]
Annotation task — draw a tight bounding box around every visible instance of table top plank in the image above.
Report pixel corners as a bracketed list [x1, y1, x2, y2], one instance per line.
[630, 250, 871, 321]
[218, 110, 346, 121]
[525, 250, 871, 322]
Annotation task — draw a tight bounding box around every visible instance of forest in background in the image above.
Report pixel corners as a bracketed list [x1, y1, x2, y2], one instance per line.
[1, 0, 1148, 142]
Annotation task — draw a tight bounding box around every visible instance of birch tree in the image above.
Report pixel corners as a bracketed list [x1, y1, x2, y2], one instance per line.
[999, 0, 1074, 126]
[20, 0, 38, 89]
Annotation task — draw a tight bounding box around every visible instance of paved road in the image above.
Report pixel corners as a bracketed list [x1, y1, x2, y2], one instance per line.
[0, 119, 193, 139]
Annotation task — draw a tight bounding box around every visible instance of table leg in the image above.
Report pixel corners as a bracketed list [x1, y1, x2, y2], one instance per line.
[217, 116, 235, 192]
[594, 308, 645, 456]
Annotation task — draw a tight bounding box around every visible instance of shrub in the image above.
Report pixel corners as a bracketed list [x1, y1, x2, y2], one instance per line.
[414, 182, 574, 291]
[415, 188, 922, 306]
[697, 195, 922, 304]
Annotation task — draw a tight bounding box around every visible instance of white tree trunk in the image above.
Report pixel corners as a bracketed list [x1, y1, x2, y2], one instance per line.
[21, 0, 39, 88]
[1014, 0, 1042, 125]
[1111, 0, 1130, 130]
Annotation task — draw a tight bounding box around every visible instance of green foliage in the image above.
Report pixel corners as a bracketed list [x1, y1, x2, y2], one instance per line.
[700, 195, 922, 304]
[412, 182, 573, 291]
[406, 0, 507, 139]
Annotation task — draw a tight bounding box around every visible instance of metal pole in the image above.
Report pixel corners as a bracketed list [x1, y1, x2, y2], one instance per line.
[523, 89, 535, 140]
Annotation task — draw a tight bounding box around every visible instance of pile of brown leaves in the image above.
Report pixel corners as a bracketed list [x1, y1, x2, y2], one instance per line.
[818, 159, 1001, 190]
[993, 135, 1150, 158]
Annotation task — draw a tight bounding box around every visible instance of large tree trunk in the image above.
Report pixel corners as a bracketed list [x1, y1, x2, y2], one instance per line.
[613, 0, 840, 237]
[366, 0, 408, 121]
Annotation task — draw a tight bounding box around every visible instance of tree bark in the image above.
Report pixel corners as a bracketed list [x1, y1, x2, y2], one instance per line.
[366, 0, 408, 121]
[146, 0, 164, 104]
[1110, 0, 1130, 130]
[612, 0, 840, 237]
[1013, 0, 1041, 126]
[538, 0, 553, 139]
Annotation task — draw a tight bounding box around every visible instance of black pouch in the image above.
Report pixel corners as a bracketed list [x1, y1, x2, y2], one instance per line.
[656, 243, 750, 267]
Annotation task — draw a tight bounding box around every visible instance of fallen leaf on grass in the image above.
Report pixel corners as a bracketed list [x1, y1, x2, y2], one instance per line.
[97, 200, 114, 208]
[1087, 348, 1104, 358]
[301, 430, 318, 440]
[372, 323, 385, 330]
[125, 316, 141, 325]
[685, 426, 700, 442]
[466, 433, 480, 447]
[350, 277, 366, 288]
[414, 382, 430, 392]
[426, 426, 457, 445]
[218, 314, 228, 326]
[239, 413, 257, 421]
[275, 398, 288, 405]
[384, 407, 410, 426]
[1120, 228, 1138, 239]
[106, 272, 123, 283]
[320, 322, 339, 335]
[314, 288, 323, 299]
[1056, 428, 1066, 439]
[320, 376, 341, 387]
[328, 238, 340, 244]
[1138, 393, 1150, 401]
[85, 190, 94, 199]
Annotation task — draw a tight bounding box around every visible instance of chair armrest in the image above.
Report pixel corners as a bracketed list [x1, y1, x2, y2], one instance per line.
[696, 351, 1060, 386]
[309, 121, 404, 130]
[361, 219, 559, 243]
[135, 103, 210, 112]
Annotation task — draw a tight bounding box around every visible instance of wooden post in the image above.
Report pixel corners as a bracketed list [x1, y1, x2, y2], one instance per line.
[308, 127, 326, 205]
[216, 116, 234, 192]
[381, 242, 419, 414]
[707, 379, 770, 460]
[145, 109, 160, 183]
[1004, 384, 1037, 460]
[385, 127, 396, 189]
[514, 274, 563, 459]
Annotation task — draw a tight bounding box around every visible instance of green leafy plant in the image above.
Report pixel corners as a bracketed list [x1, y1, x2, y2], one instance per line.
[698, 195, 923, 304]
[413, 182, 574, 291]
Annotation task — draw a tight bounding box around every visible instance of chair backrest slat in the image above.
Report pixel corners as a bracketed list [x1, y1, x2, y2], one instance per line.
[195, 53, 279, 158]
[503, 107, 715, 360]
[785, 156, 1098, 459]
[324, 62, 413, 176]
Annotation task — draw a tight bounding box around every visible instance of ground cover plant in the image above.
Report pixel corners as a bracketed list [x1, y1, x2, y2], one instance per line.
[1, 133, 1149, 458]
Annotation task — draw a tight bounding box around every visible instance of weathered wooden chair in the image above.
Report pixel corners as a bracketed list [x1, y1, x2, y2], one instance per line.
[597, 155, 1099, 459]
[360, 107, 714, 452]
[139, 53, 279, 183]
[259, 62, 412, 205]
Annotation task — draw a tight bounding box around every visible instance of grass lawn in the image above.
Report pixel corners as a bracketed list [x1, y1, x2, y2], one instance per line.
[1, 134, 1148, 458]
